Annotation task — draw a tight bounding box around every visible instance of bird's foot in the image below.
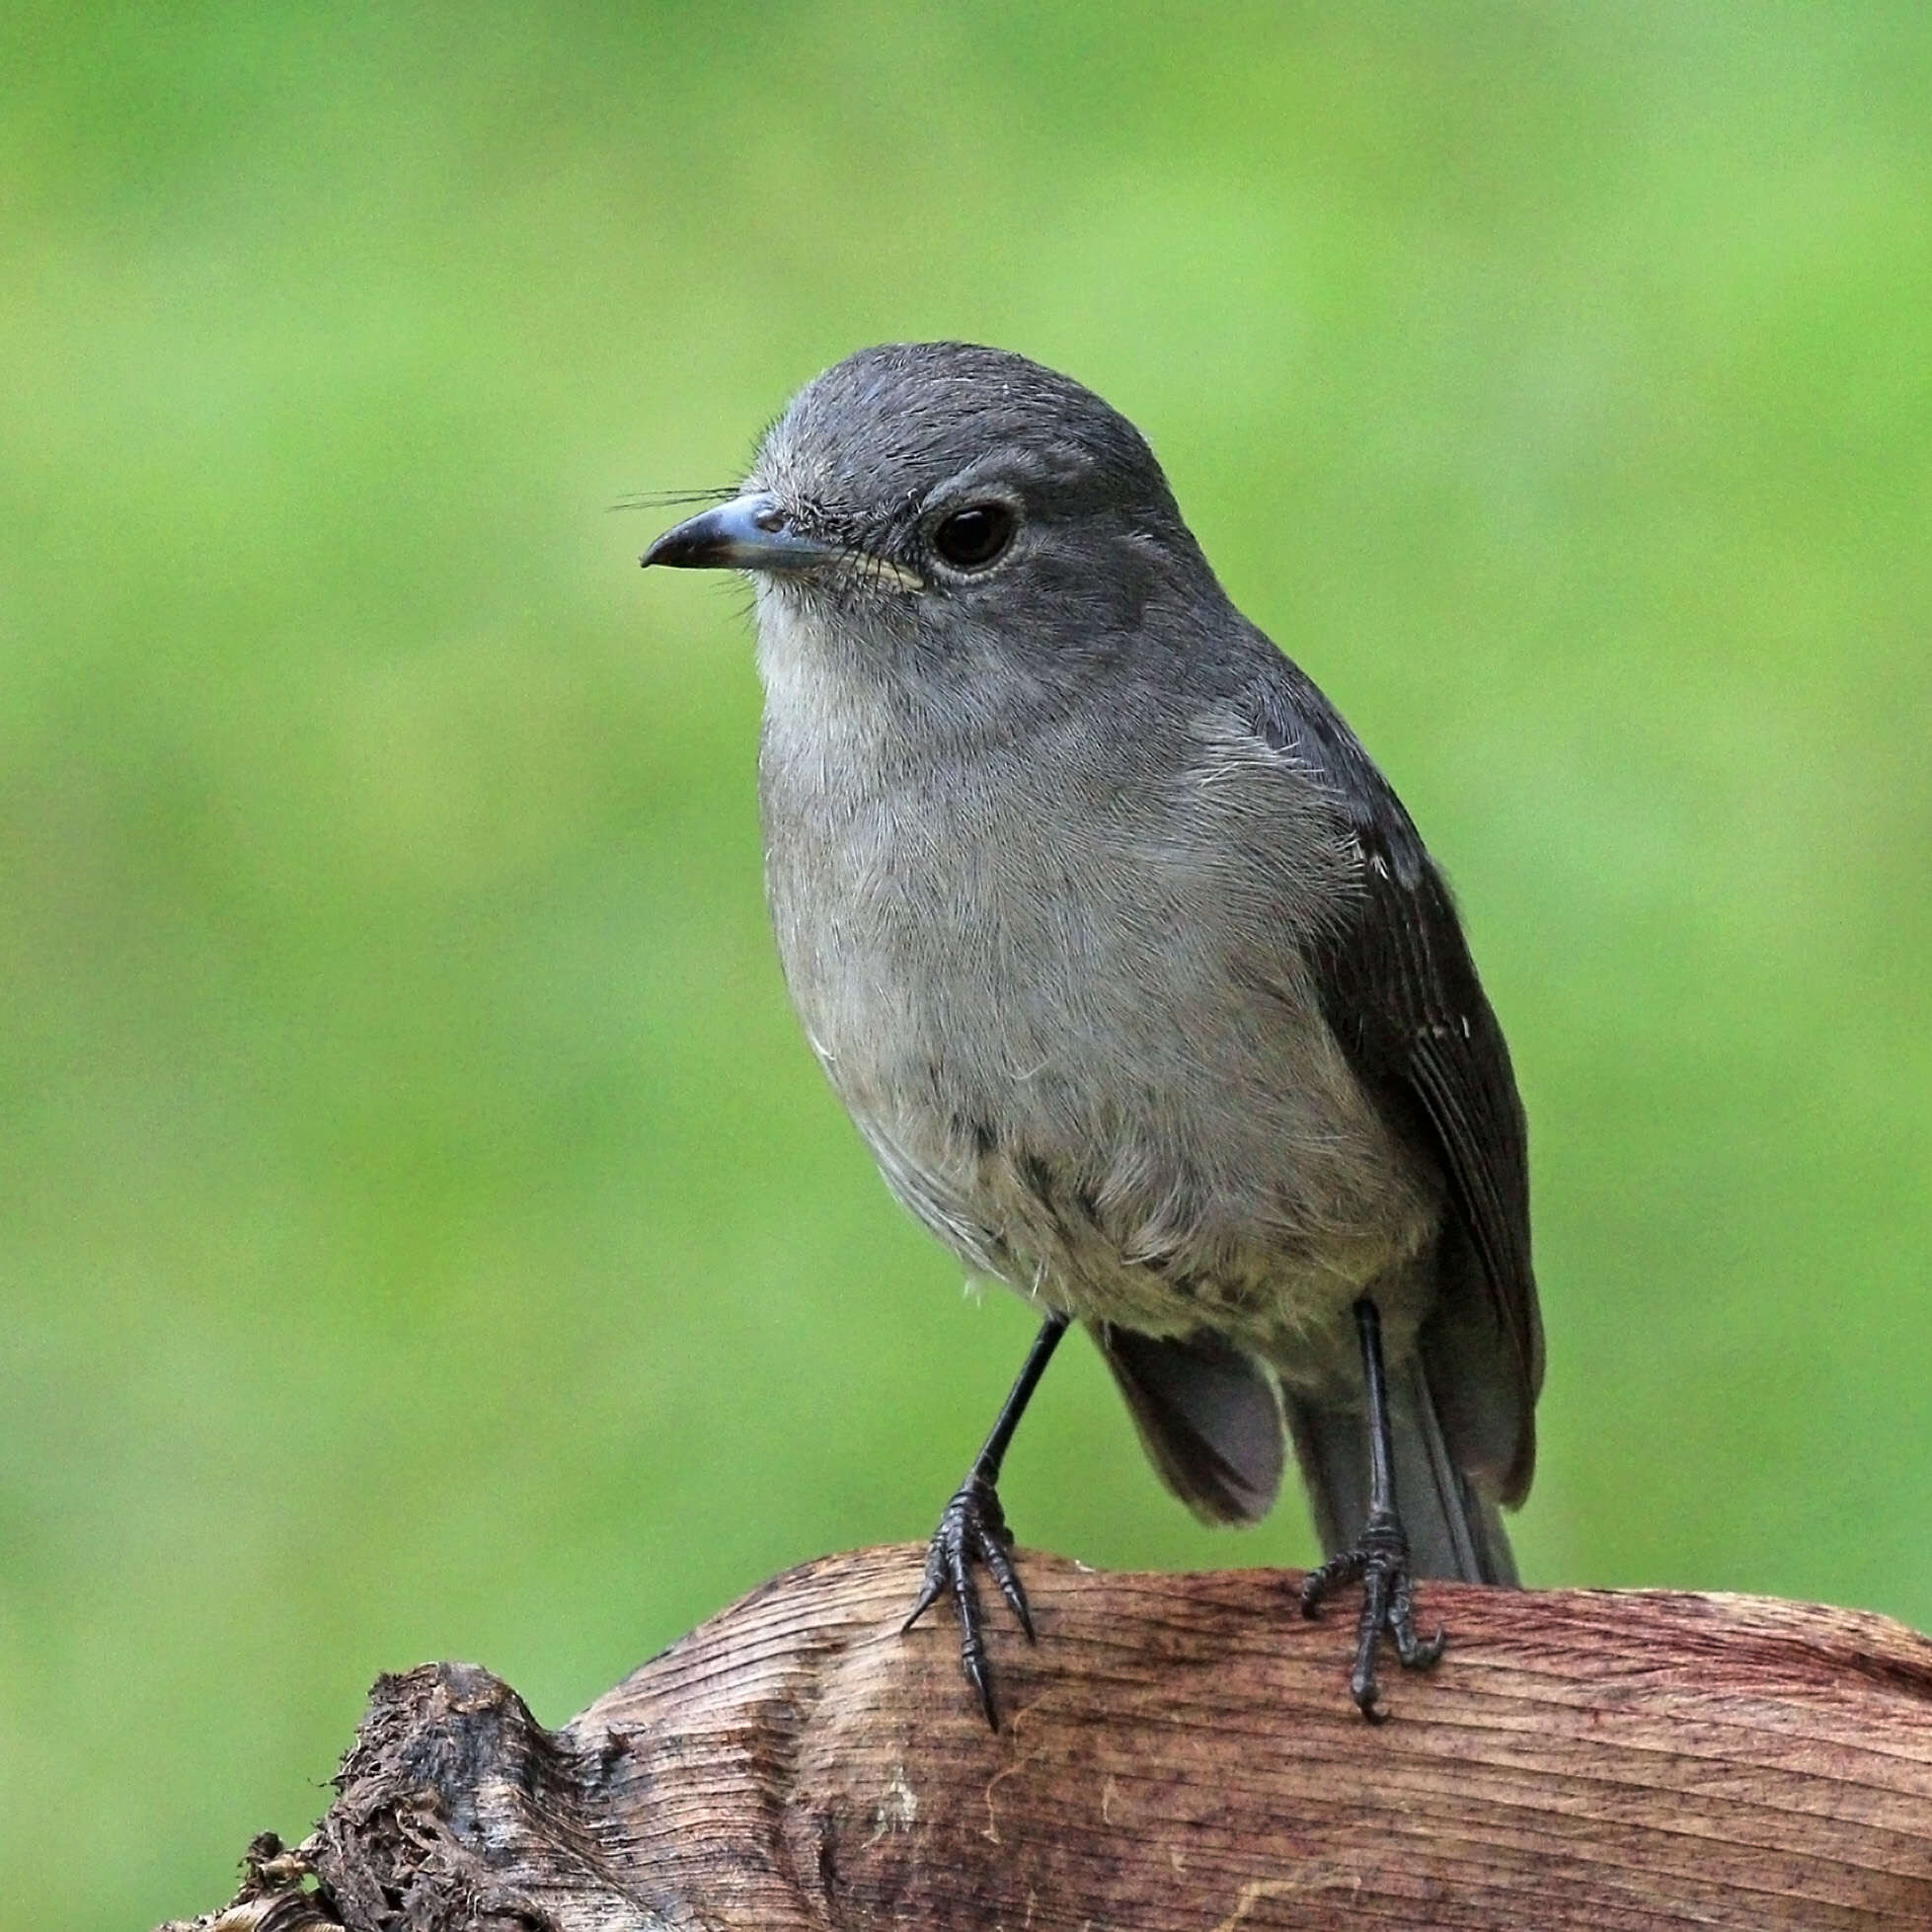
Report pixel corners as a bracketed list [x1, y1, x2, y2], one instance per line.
[902, 1470, 1035, 1731]
[1299, 1507, 1446, 1721]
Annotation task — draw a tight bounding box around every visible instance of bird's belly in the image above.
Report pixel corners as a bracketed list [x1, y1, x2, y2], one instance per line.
[954, 1130, 1434, 1386]
[769, 817, 1440, 1382]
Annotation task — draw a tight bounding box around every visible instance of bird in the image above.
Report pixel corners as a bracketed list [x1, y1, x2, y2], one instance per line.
[641, 342, 1542, 1726]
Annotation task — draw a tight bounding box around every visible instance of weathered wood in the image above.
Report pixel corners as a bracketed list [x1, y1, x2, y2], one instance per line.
[164, 1547, 1932, 1930]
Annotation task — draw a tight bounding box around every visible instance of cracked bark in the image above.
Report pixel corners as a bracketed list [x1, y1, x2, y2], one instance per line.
[159, 1547, 1932, 1931]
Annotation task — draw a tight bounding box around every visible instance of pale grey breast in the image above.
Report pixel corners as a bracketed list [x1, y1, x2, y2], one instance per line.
[754, 595, 1442, 1386]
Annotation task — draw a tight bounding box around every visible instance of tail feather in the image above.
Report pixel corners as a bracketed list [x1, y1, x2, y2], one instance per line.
[1285, 1356, 1516, 1586]
[1095, 1317, 1518, 1584]
[1094, 1323, 1285, 1526]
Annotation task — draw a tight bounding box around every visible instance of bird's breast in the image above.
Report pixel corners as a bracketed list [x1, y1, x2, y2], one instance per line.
[755, 672, 1440, 1354]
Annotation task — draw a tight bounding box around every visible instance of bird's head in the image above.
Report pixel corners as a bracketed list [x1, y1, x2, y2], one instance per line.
[643, 344, 1217, 667]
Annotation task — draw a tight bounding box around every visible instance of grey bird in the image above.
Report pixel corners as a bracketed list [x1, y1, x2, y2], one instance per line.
[642, 343, 1543, 1724]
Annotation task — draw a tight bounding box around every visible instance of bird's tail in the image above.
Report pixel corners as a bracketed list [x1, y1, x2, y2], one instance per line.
[1285, 1357, 1517, 1586]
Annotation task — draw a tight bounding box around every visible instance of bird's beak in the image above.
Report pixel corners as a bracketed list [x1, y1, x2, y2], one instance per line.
[641, 494, 839, 574]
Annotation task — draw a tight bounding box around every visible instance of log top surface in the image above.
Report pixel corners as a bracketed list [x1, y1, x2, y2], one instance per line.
[177, 1549, 1932, 1931]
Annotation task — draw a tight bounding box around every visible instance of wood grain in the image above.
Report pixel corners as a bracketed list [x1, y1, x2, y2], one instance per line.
[163, 1547, 1932, 1930]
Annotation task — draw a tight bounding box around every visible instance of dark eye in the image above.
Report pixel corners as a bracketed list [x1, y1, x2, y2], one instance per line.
[932, 502, 1017, 570]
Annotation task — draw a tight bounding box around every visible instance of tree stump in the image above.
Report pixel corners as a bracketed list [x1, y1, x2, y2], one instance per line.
[161, 1547, 1932, 1930]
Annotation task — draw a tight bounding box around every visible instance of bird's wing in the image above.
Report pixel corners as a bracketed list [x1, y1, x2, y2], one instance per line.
[1237, 660, 1543, 1504]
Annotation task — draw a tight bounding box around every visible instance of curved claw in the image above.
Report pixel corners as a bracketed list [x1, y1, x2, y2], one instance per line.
[902, 1473, 1035, 1731]
[1300, 1507, 1445, 1720]
[979, 1531, 1035, 1641]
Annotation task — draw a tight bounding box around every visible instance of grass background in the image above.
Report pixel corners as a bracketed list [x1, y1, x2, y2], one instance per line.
[2, 6, 1928, 1926]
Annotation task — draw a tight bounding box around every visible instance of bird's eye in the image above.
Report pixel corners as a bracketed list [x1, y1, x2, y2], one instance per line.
[932, 502, 1017, 571]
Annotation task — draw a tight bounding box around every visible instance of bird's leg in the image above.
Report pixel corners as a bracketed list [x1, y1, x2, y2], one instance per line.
[904, 1311, 1069, 1730]
[1298, 1296, 1446, 1720]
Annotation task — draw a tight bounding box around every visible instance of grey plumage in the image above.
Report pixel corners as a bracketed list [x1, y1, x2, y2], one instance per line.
[644, 343, 1543, 1703]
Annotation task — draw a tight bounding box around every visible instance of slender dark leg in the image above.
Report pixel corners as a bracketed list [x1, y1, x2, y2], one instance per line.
[904, 1312, 1069, 1730]
[1298, 1297, 1445, 1719]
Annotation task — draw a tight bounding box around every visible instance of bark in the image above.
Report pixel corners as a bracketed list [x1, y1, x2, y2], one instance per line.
[161, 1547, 1932, 1930]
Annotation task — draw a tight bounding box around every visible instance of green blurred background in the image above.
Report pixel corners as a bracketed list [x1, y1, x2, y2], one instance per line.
[3, 4, 1929, 1925]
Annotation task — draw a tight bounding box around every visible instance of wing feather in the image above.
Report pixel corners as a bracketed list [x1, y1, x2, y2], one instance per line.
[1239, 662, 1543, 1502]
